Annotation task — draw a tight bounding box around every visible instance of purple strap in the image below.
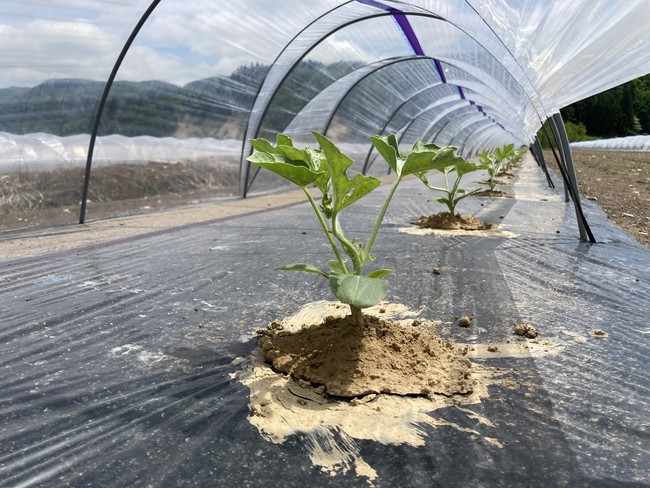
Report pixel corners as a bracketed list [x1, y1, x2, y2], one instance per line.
[356, 0, 502, 132]
[356, 0, 447, 83]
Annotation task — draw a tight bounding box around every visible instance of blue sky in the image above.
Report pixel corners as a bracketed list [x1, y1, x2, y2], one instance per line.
[0, 0, 284, 88]
[0, 0, 426, 89]
[0, 0, 379, 88]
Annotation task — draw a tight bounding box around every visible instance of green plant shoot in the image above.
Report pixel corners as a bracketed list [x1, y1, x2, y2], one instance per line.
[478, 149, 505, 191]
[420, 159, 480, 216]
[247, 132, 462, 324]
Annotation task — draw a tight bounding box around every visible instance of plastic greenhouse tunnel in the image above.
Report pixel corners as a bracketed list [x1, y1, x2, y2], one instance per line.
[1, 1, 649, 487]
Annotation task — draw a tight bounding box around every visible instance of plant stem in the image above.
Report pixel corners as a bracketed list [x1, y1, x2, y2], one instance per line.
[364, 176, 402, 259]
[444, 171, 454, 214]
[349, 304, 364, 326]
[303, 187, 347, 272]
[331, 211, 363, 273]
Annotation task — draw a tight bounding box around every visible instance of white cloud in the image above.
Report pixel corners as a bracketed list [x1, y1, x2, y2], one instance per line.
[0, 0, 459, 88]
[0, 19, 117, 86]
[0, 0, 337, 87]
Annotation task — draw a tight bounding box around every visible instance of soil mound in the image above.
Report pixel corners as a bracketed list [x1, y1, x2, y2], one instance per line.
[257, 313, 474, 398]
[414, 212, 492, 230]
[473, 190, 513, 198]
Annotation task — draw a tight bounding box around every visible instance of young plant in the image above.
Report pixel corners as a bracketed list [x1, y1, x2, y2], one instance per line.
[422, 159, 480, 217]
[478, 149, 505, 191]
[494, 143, 516, 173]
[247, 132, 463, 324]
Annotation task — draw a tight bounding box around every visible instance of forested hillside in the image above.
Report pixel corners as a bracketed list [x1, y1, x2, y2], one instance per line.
[1, 63, 647, 141]
[0, 60, 358, 138]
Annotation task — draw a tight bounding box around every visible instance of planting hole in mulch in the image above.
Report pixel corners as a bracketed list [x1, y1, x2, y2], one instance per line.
[473, 190, 513, 198]
[414, 212, 493, 231]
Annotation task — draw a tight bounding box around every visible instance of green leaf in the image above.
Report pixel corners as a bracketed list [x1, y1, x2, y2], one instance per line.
[276, 133, 293, 147]
[278, 263, 329, 278]
[401, 144, 465, 177]
[366, 269, 394, 279]
[247, 138, 325, 188]
[329, 273, 388, 309]
[312, 132, 381, 212]
[369, 134, 400, 173]
[247, 152, 323, 188]
[306, 148, 330, 195]
[327, 259, 347, 274]
[453, 159, 480, 177]
[249, 138, 278, 154]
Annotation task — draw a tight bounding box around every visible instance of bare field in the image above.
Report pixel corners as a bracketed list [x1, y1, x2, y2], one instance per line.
[545, 150, 650, 247]
[0, 160, 241, 233]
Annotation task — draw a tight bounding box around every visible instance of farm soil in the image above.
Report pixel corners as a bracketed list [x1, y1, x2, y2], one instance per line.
[550, 150, 650, 247]
[0, 160, 246, 233]
[414, 212, 492, 231]
[258, 311, 473, 398]
[473, 189, 513, 198]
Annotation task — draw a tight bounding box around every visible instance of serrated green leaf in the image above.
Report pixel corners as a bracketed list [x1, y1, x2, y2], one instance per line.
[414, 141, 441, 152]
[329, 273, 388, 309]
[453, 159, 480, 177]
[312, 132, 381, 212]
[247, 138, 324, 187]
[278, 263, 329, 278]
[366, 269, 394, 279]
[247, 152, 323, 187]
[401, 145, 465, 177]
[250, 138, 278, 153]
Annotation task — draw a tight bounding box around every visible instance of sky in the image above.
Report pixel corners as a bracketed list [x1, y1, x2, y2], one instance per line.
[0, 0, 398, 89]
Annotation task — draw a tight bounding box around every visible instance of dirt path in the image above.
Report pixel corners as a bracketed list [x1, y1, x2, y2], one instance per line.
[0, 189, 305, 260]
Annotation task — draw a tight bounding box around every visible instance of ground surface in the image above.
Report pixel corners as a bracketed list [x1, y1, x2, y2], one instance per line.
[547, 150, 650, 246]
[1, 150, 648, 247]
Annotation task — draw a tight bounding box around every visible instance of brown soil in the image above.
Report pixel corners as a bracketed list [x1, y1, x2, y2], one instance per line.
[414, 212, 492, 231]
[0, 160, 243, 232]
[257, 312, 473, 398]
[514, 322, 538, 339]
[567, 150, 650, 247]
[473, 189, 513, 198]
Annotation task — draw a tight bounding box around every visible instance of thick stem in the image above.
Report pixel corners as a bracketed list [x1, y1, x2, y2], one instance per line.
[349, 304, 364, 326]
[364, 176, 402, 259]
[303, 187, 347, 272]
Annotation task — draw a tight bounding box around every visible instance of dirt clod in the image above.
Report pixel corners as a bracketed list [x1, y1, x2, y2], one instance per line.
[487, 345, 499, 352]
[514, 322, 538, 339]
[457, 315, 472, 328]
[590, 328, 608, 338]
